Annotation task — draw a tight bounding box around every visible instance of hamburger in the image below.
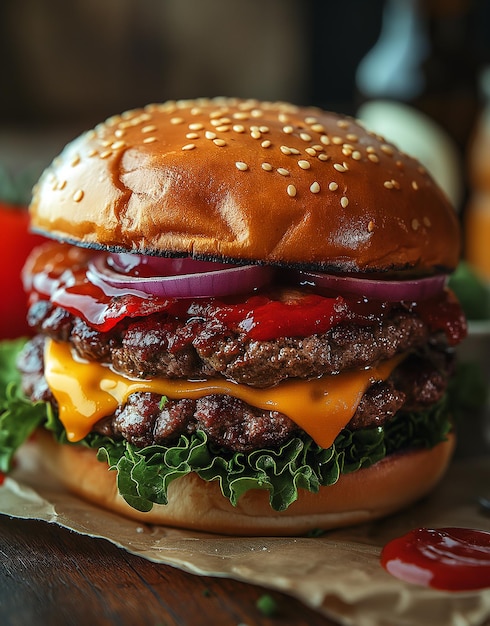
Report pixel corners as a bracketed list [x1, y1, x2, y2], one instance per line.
[7, 98, 466, 535]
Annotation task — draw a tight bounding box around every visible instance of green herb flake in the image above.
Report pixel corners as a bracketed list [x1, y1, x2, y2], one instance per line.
[256, 593, 279, 617]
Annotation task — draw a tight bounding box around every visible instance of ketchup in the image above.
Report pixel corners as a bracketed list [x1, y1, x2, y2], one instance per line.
[381, 527, 490, 591]
[23, 241, 467, 344]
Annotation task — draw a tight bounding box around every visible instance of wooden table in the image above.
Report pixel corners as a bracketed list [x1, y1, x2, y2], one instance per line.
[0, 515, 336, 626]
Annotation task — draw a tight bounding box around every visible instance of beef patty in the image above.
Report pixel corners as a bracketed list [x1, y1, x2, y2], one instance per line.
[18, 298, 454, 453]
[28, 300, 431, 387]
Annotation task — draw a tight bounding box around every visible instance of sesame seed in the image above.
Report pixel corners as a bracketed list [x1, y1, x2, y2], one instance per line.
[182, 143, 196, 151]
[412, 180, 419, 190]
[235, 161, 248, 171]
[383, 180, 394, 189]
[278, 113, 289, 123]
[260, 126, 270, 133]
[381, 144, 394, 156]
[366, 146, 376, 153]
[261, 140, 272, 148]
[283, 125, 294, 134]
[216, 125, 230, 132]
[298, 160, 311, 170]
[233, 111, 249, 120]
[100, 150, 112, 159]
[189, 122, 204, 131]
[310, 181, 321, 194]
[111, 140, 126, 150]
[142, 124, 157, 133]
[114, 129, 125, 138]
[52, 179, 65, 191]
[346, 133, 359, 142]
[333, 163, 347, 172]
[300, 132, 312, 142]
[213, 138, 226, 147]
[412, 218, 420, 231]
[368, 154, 379, 163]
[340, 196, 349, 208]
[287, 184, 297, 197]
[342, 147, 352, 156]
[352, 150, 362, 160]
[329, 182, 339, 191]
[87, 149, 98, 157]
[318, 153, 329, 161]
[277, 168, 290, 176]
[280, 146, 292, 155]
[320, 135, 330, 145]
[311, 123, 325, 133]
[305, 116, 317, 124]
[332, 136, 343, 145]
[261, 162, 272, 171]
[73, 189, 84, 202]
[170, 117, 185, 125]
[143, 136, 157, 144]
[186, 132, 199, 139]
[368, 220, 375, 232]
[251, 130, 262, 139]
[71, 154, 80, 166]
[205, 131, 216, 140]
[233, 124, 245, 133]
[423, 216, 431, 227]
[305, 147, 317, 156]
[337, 120, 349, 129]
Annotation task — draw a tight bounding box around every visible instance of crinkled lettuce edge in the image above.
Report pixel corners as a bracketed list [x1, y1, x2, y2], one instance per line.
[0, 338, 468, 513]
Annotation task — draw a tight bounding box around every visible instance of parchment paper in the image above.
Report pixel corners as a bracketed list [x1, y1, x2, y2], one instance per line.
[1, 443, 490, 626]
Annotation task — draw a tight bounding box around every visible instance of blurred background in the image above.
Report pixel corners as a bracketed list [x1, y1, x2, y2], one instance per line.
[1, 0, 490, 302]
[1, 0, 489, 190]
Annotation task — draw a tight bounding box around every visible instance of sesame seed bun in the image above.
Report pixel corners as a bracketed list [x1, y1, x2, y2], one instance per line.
[30, 97, 460, 275]
[35, 429, 456, 536]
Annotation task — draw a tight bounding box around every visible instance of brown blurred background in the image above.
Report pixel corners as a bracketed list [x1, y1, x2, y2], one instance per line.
[0, 0, 489, 203]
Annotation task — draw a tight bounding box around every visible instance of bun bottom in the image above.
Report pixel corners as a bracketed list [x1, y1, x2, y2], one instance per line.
[35, 430, 455, 536]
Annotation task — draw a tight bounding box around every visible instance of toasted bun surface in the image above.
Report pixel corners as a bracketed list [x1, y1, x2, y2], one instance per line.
[36, 429, 455, 536]
[30, 98, 459, 275]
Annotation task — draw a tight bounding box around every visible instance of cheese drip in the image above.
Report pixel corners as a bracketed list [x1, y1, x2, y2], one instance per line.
[44, 339, 402, 448]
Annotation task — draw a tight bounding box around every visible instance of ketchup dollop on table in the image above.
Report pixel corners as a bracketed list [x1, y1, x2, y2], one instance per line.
[381, 528, 490, 591]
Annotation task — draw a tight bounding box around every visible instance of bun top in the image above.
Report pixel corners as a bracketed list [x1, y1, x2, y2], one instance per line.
[30, 97, 460, 274]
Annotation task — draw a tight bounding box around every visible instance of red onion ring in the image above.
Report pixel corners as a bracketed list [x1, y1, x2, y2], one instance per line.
[107, 252, 232, 277]
[293, 269, 447, 302]
[87, 254, 275, 299]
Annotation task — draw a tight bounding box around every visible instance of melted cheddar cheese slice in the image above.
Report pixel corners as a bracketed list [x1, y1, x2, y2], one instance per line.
[44, 339, 402, 449]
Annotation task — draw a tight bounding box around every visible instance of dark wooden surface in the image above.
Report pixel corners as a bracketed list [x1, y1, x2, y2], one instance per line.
[0, 515, 336, 626]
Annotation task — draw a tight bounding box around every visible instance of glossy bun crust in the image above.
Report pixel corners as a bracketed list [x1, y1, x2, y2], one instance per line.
[36, 429, 455, 536]
[30, 98, 460, 274]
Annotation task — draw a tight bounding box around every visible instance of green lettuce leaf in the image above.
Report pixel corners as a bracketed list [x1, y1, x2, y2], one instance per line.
[0, 338, 453, 511]
[92, 397, 450, 512]
[0, 339, 50, 472]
